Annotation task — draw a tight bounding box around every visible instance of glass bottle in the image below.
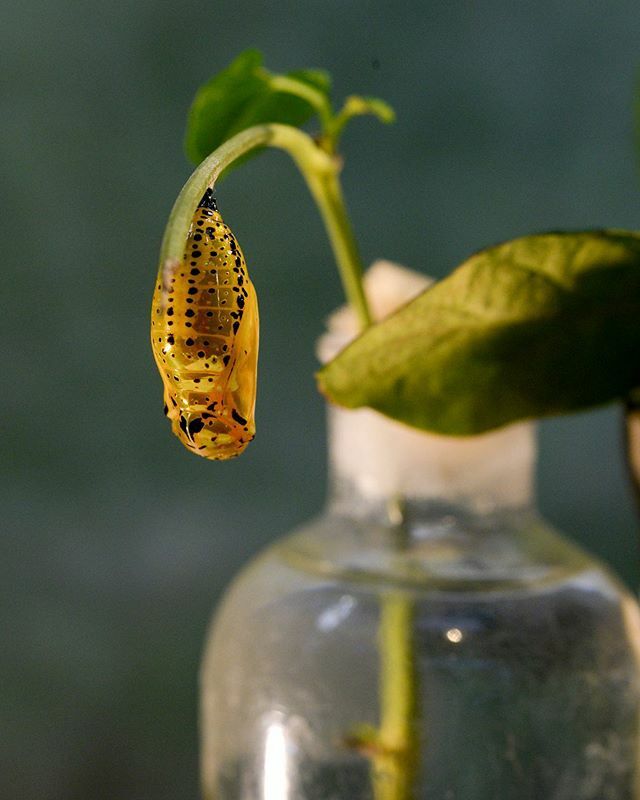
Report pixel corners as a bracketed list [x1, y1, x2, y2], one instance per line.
[200, 263, 640, 800]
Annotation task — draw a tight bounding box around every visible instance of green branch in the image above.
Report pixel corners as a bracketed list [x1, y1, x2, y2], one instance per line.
[262, 72, 334, 131]
[159, 123, 371, 329]
[373, 593, 418, 800]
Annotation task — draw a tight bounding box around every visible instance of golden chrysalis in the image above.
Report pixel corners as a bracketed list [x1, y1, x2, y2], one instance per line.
[151, 189, 258, 459]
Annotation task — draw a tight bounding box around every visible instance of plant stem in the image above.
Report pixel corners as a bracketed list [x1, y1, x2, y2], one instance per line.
[264, 73, 334, 131]
[363, 497, 417, 800]
[326, 95, 396, 150]
[373, 592, 418, 800]
[303, 167, 372, 328]
[159, 123, 371, 329]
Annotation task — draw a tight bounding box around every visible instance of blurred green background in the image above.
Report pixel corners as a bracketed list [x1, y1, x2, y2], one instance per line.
[3, 2, 640, 798]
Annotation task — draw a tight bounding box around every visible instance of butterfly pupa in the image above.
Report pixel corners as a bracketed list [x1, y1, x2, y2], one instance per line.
[151, 189, 259, 460]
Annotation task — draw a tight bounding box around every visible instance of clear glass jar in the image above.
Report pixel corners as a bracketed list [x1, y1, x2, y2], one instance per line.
[200, 402, 640, 800]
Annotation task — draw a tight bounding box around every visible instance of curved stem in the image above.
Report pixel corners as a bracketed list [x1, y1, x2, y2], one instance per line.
[160, 123, 371, 329]
[265, 74, 333, 131]
[328, 95, 395, 148]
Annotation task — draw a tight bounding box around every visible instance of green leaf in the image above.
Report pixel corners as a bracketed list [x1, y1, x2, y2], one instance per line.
[317, 231, 640, 435]
[344, 95, 396, 124]
[184, 49, 331, 167]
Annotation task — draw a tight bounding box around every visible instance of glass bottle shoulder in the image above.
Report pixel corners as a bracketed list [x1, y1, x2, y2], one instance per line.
[217, 505, 633, 613]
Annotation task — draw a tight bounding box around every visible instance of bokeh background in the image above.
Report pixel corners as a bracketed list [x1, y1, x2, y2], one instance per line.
[3, 2, 640, 798]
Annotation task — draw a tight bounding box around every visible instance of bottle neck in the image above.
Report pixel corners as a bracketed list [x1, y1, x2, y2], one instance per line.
[326, 404, 537, 520]
[318, 259, 537, 525]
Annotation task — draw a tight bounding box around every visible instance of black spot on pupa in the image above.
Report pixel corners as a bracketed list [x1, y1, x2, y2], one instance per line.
[188, 418, 205, 436]
[231, 409, 247, 425]
[232, 321, 240, 334]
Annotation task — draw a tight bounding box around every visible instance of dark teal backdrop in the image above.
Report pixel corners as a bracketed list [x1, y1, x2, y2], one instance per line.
[3, 2, 640, 798]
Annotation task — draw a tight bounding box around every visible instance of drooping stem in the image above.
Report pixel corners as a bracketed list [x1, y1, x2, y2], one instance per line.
[159, 123, 371, 329]
[263, 73, 334, 131]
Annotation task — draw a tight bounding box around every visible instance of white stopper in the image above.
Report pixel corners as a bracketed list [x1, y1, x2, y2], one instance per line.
[317, 261, 536, 511]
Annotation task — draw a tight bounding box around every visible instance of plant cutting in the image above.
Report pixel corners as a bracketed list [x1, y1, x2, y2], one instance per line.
[151, 50, 640, 800]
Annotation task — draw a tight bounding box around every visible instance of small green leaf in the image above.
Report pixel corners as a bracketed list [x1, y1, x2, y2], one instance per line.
[317, 231, 640, 435]
[184, 49, 331, 167]
[327, 94, 396, 148]
[344, 95, 396, 124]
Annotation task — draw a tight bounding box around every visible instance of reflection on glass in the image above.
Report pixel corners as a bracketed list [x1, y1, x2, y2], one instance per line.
[445, 627, 463, 644]
[263, 716, 289, 800]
